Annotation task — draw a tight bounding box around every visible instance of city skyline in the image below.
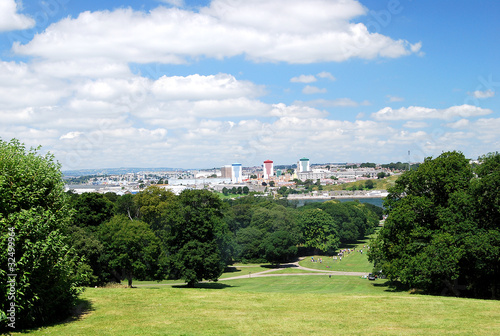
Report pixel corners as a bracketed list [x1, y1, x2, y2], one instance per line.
[1, 0, 498, 170]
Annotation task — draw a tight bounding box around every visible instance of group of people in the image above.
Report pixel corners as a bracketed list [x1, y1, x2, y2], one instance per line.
[309, 245, 371, 265]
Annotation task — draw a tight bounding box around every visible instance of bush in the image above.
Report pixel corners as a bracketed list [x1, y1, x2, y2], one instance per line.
[0, 139, 89, 330]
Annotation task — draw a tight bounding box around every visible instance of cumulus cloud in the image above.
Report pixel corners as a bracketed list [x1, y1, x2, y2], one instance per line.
[403, 121, 429, 128]
[290, 75, 317, 83]
[13, 0, 421, 65]
[295, 98, 370, 107]
[269, 103, 328, 118]
[317, 72, 336, 81]
[0, 0, 35, 32]
[152, 73, 264, 100]
[386, 95, 404, 102]
[372, 104, 493, 121]
[302, 85, 327, 94]
[469, 89, 495, 99]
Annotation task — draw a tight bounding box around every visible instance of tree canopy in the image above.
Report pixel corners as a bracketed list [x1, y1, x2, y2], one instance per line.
[164, 189, 228, 287]
[99, 215, 163, 287]
[369, 151, 500, 299]
[0, 139, 89, 329]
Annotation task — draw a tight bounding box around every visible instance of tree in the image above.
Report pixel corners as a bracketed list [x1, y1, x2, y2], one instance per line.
[377, 172, 388, 179]
[365, 180, 375, 189]
[242, 186, 250, 194]
[222, 187, 229, 196]
[368, 151, 500, 298]
[269, 181, 275, 187]
[71, 192, 115, 228]
[115, 193, 139, 219]
[165, 190, 227, 287]
[261, 231, 298, 265]
[134, 186, 175, 231]
[0, 139, 89, 329]
[298, 209, 339, 254]
[99, 215, 163, 287]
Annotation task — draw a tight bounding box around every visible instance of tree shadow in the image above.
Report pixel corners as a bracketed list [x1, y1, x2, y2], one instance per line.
[223, 266, 242, 273]
[372, 280, 408, 293]
[172, 283, 235, 289]
[261, 263, 299, 269]
[15, 297, 94, 333]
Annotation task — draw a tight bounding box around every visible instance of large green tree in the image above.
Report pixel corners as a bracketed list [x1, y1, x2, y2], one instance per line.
[0, 139, 89, 329]
[165, 189, 228, 287]
[99, 215, 163, 287]
[369, 151, 500, 298]
[135, 186, 176, 231]
[299, 208, 339, 254]
[261, 230, 298, 265]
[71, 192, 115, 228]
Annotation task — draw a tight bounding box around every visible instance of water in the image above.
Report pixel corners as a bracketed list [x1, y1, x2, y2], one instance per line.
[294, 197, 385, 208]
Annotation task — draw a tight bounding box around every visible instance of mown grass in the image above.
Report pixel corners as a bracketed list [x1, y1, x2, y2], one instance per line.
[299, 235, 375, 273]
[17, 277, 500, 336]
[14, 230, 500, 335]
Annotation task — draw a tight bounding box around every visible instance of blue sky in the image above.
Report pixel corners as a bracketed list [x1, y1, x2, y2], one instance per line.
[0, 0, 498, 170]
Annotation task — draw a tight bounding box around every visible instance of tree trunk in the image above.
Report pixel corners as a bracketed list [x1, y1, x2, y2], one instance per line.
[127, 271, 133, 288]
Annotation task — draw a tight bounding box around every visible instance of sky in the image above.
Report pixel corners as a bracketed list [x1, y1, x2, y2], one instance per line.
[0, 0, 499, 170]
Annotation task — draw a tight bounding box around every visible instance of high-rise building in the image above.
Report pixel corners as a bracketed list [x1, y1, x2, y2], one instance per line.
[231, 163, 242, 183]
[298, 157, 310, 172]
[263, 160, 274, 179]
[221, 165, 232, 179]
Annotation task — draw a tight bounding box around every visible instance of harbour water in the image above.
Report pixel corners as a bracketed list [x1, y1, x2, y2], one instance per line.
[294, 197, 385, 208]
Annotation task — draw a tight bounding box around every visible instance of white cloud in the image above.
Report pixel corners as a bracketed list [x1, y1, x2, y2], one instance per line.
[269, 103, 328, 118]
[0, 0, 35, 32]
[403, 121, 429, 128]
[13, 1, 421, 65]
[317, 72, 336, 81]
[469, 89, 495, 99]
[60, 132, 83, 140]
[290, 75, 317, 83]
[372, 104, 493, 121]
[387, 95, 404, 102]
[302, 85, 327, 94]
[152, 73, 264, 100]
[445, 119, 470, 129]
[295, 98, 370, 107]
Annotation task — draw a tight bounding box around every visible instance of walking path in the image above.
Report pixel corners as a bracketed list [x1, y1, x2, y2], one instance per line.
[221, 259, 368, 281]
[133, 259, 369, 287]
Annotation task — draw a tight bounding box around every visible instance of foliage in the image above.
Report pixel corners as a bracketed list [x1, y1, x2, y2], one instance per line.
[369, 151, 500, 298]
[99, 215, 163, 287]
[0, 139, 89, 330]
[70, 192, 115, 228]
[134, 186, 176, 231]
[299, 209, 339, 254]
[165, 190, 227, 287]
[261, 231, 298, 265]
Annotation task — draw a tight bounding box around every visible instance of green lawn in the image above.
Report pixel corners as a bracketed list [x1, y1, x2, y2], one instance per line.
[16, 278, 500, 336]
[12, 232, 500, 335]
[299, 235, 375, 273]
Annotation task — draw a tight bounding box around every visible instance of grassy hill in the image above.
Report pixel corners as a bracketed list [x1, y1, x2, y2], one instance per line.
[14, 232, 500, 335]
[322, 174, 399, 192]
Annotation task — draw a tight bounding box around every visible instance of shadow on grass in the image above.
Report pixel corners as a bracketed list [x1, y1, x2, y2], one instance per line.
[15, 297, 94, 334]
[172, 283, 236, 289]
[223, 266, 242, 273]
[372, 280, 408, 293]
[261, 263, 299, 269]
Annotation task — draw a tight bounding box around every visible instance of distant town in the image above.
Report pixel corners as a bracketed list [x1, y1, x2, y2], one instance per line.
[64, 158, 417, 199]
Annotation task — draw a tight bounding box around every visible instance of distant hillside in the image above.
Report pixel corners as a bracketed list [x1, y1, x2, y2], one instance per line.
[62, 167, 183, 177]
[323, 175, 399, 191]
